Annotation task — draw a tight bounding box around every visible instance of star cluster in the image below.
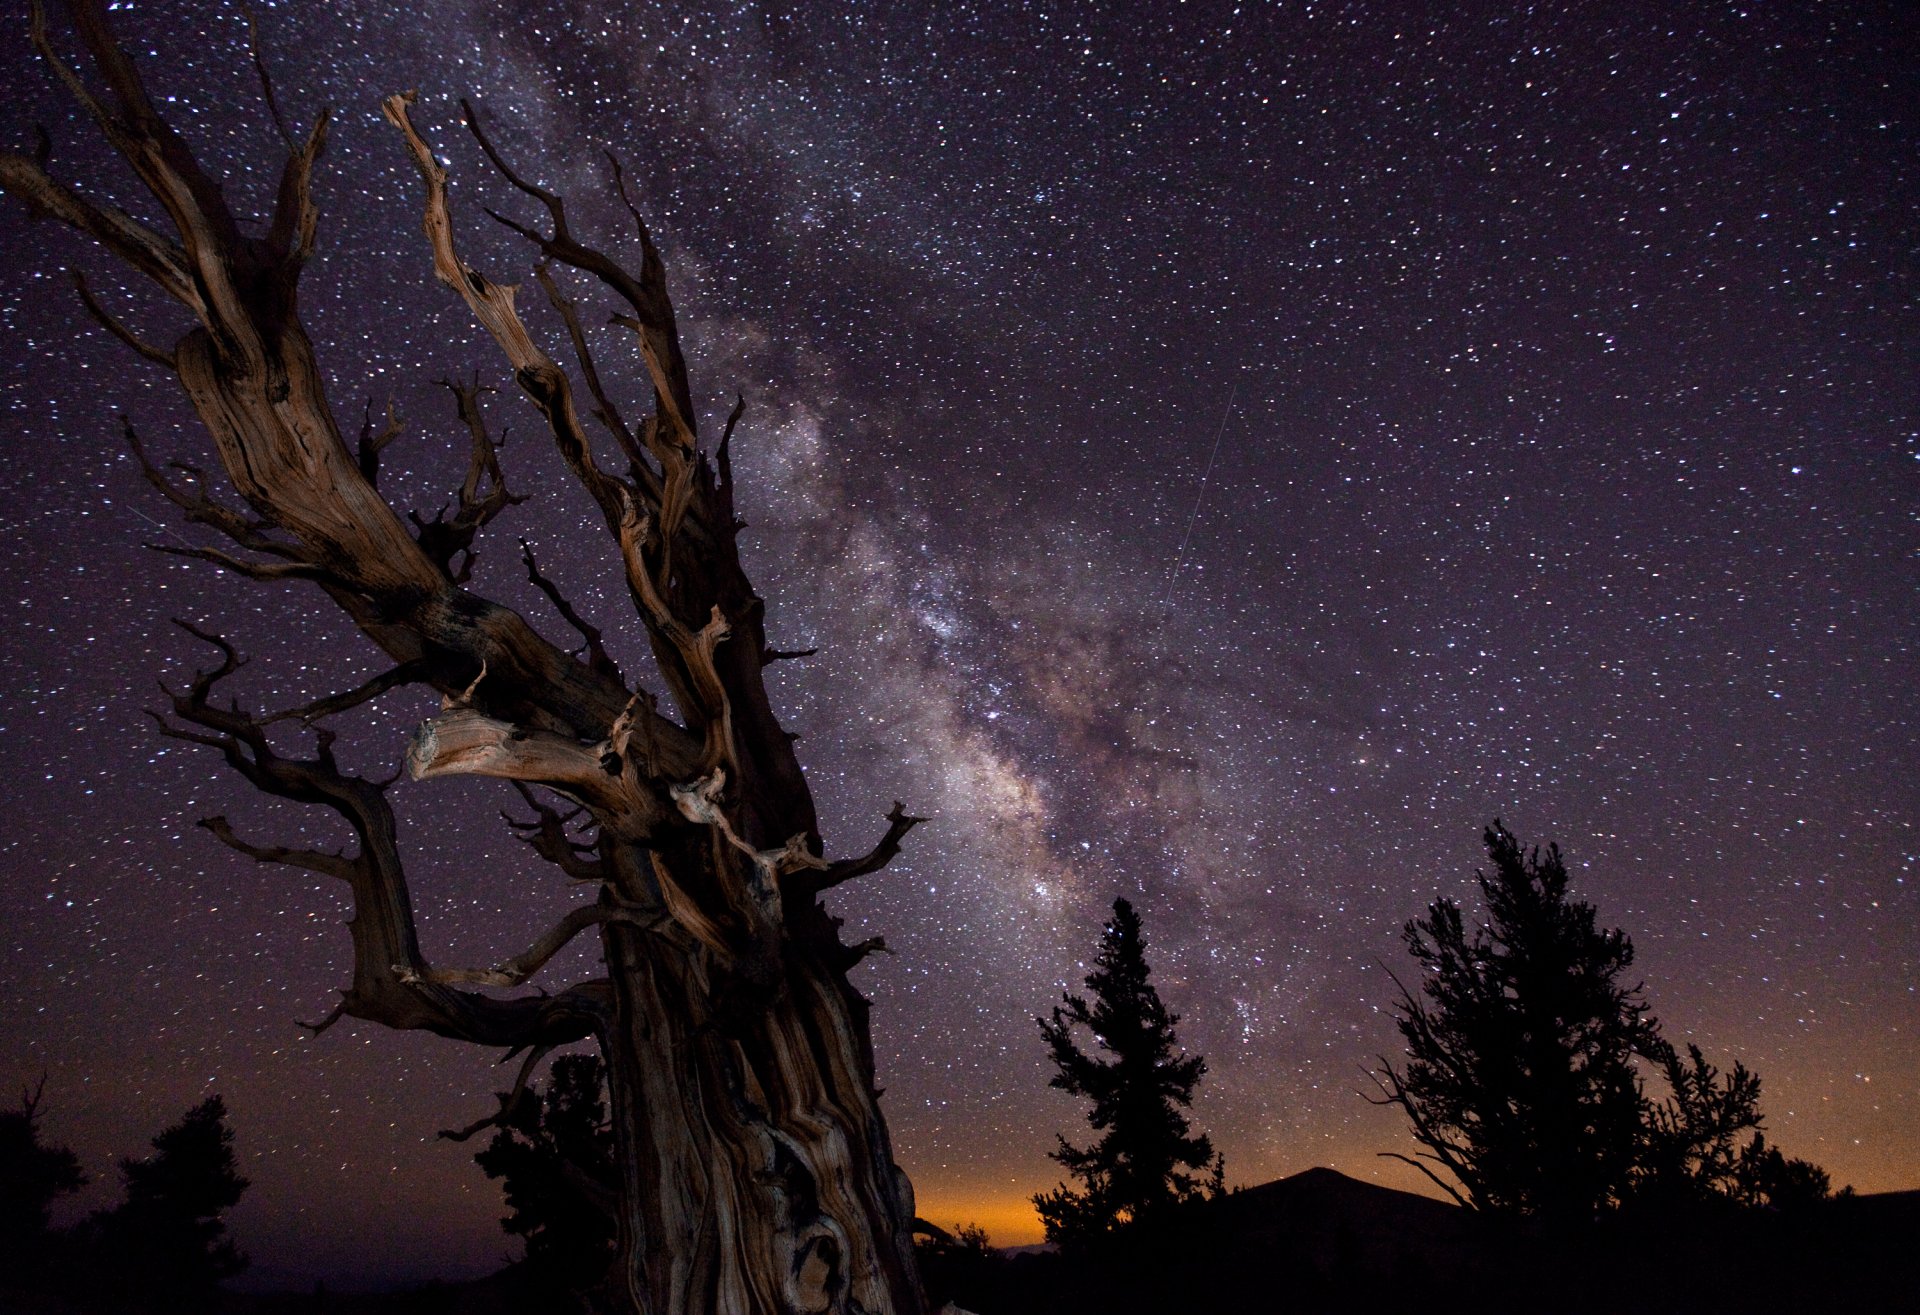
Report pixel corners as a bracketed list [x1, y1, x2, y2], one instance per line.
[0, 0, 1912, 1290]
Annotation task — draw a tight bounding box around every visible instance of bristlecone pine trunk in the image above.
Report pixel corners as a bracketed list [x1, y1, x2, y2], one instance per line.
[0, 4, 928, 1312]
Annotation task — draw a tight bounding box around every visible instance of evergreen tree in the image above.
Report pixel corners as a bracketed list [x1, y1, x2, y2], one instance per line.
[1375, 823, 1838, 1223]
[1729, 1132, 1835, 1210]
[1371, 822, 1662, 1222]
[475, 1054, 618, 1290]
[1638, 1044, 1833, 1210]
[1034, 898, 1220, 1246]
[89, 1095, 249, 1303]
[1639, 1043, 1764, 1204]
[0, 1077, 86, 1283]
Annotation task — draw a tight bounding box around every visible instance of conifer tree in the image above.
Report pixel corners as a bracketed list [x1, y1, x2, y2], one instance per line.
[1035, 898, 1220, 1246]
[89, 1096, 250, 1301]
[474, 1053, 618, 1290]
[1371, 822, 1661, 1222]
[1639, 1044, 1764, 1204]
[0, 1078, 86, 1283]
[1373, 822, 1836, 1223]
[1640, 1044, 1833, 1210]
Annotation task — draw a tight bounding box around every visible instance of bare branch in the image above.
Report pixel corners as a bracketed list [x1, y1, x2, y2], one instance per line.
[460, 103, 696, 451]
[521, 538, 621, 683]
[0, 147, 198, 307]
[295, 1001, 347, 1035]
[504, 781, 607, 883]
[438, 1042, 555, 1142]
[716, 391, 745, 498]
[761, 646, 817, 666]
[264, 659, 430, 726]
[33, 0, 257, 323]
[530, 260, 646, 472]
[660, 768, 832, 954]
[29, 0, 115, 140]
[603, 151, 686, 431]
[407, 376, 523, 582]
[405, 705, 671, 837]
[460, 98, 569, 233]
[356, 397, 402, 486]
[841, 936, 894, 970]
[267, 106, 329, 269]
[400, 900, 656, 989]
[151, 624, 609, 1051]
[1376, 1151, 1473, 1209]
[239, 2, 294, 149]
[452, 661, 489, 707]
[170, 618, 245, 698]
[71, 269, 173, 367]
[20, 1072, 49, 1122]
[615, 494, 737, 765]
[1361, 1058, 1478, 1209]
[149, 542, 341, 583]
[382, 93, 639, 542]
[406, 707, 597, 784]
[124, 417, 311, 558]
[808, 802, 926, 894]
[607, 312, 694, 452]
[200, 815, 355, 880]
[384, 97, 757, 771]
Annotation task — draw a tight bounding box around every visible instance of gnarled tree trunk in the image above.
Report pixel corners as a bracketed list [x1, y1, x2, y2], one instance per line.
[0, 4, 926, 1311]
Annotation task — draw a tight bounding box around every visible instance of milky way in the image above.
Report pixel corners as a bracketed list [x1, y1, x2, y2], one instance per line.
[0, 0, 1913, 1290]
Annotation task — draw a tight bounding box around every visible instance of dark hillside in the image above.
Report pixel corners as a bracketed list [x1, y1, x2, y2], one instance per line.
[928, 1169, 1919, 1315]
[8, 1174, 1912, 1313]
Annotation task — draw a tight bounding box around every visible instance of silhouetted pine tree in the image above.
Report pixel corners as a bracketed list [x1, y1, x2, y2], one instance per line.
[0, 1077, 86, 1287]
[1371, 822, 1662, 1222]
[1639, 1043, 1764, 1204]
[475, 1053, 618, 1292]
[1034, 898, 1221, 1247]
[1729, 1132, 1835, 1209]
[87, 1095, 249, 1305]
[1635, 1043, 1835, 1210]
[1374, 823, 1839, 1225]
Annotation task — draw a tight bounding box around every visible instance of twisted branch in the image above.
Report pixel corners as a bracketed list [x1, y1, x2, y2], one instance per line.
[71, 269, 173, 367]
[153, 624, 607, 1050]
[521, 537, 621, 683]
[504, 781, 607, 883]
[399, 898, 657, 989]
[806, 802, 927, 895]
[407, 375, 523, 581]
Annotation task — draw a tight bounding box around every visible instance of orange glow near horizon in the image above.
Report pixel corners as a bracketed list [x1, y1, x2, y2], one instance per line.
[913, 1191, 1048, 1247]
[904, 1082, 1920, 1252]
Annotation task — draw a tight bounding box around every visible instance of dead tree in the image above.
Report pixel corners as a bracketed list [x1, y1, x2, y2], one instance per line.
[0, 4, 927, 1311]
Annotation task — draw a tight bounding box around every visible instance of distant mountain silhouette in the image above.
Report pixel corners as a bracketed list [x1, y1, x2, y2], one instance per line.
[1216, 1165, 1471, 1252]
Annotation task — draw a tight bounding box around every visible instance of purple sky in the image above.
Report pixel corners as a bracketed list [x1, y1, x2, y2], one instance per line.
[1, 0, 1913, 1290]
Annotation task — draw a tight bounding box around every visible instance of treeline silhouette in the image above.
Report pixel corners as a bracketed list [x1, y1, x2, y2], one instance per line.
[8, 823, 1902, 1313]
[468, 822, 1891, 1313]
[0, 1082, 248, 1314]
[917, 821, 1881, 1314]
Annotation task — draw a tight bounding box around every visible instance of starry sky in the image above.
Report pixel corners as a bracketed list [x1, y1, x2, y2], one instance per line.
[0, 0, 1913, 1292]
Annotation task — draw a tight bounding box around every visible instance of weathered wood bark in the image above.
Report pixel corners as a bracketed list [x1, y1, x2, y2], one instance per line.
[1, 5, 927, 1311]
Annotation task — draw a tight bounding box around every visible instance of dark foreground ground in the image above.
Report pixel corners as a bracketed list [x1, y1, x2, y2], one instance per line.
[7, 1169, 1914, 1314]
[923, 1168, 1920, 1315]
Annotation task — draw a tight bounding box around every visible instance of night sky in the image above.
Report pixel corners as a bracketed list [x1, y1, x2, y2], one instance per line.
[1, 0, 1914, 1293]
